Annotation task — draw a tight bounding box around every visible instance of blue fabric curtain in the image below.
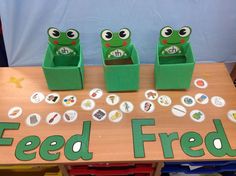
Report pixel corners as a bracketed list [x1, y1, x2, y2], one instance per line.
[0, 18, 8, 66]
[1, 0, 236, 66]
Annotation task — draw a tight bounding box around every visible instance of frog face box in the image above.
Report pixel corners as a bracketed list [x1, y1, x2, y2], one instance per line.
[154, 26, 195, 90]
[101, 28, 133, 65]
[48, 27, 80, 56]
[100, 28, 140, 92]
[159, 26, 191, 55]
[42, 27, 84, 90]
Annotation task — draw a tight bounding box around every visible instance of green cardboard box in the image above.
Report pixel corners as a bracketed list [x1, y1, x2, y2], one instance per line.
[102, 44, 140, 92]
[42, 28, 84, 90]
[101, 28, 140, 92]
[154, 26, 195, 90]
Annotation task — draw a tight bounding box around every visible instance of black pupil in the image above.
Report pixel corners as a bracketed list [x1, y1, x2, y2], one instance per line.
[165, 29, 172, 36]
[179, 29, 186, 35]
[119, 31, 126, 38]
[67, 31, 74, 38]
[105, 32, 112, 39]
[53, 30, 60, 37]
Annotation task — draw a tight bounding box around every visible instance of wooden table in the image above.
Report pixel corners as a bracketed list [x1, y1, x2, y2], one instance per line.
[0, 63, 236, 168]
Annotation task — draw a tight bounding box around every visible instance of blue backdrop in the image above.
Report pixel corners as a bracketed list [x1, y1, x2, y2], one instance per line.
[1, 0, 236, 66]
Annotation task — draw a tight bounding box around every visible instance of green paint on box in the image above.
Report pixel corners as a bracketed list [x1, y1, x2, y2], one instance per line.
[101, 28, 140, 92]
[42, 27, 84, 90]
[155, 26, 195, 90]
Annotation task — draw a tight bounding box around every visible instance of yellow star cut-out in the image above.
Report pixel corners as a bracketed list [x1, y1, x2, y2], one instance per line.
[9, 77, 24, 88]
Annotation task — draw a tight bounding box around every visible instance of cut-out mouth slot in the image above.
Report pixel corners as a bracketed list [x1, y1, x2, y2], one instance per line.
[105, 58, 133, 65]
[159, 55, 187, 65]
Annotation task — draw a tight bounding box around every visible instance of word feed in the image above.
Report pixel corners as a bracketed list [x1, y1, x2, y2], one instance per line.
[0, 121, 92, 161]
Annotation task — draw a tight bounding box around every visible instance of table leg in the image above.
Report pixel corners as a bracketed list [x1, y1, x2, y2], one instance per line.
[153, 162, 164, 176]
[58, 164, 69, 176]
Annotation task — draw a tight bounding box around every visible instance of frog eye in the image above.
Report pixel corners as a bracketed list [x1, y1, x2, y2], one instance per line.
[48, 27, 60, 38]
[160, 26, 173, 38]
[101, 29, 113, 41]
[179, 26, 191, 37]
[66, 29, 79, 39]
[119, 28, 130, 40]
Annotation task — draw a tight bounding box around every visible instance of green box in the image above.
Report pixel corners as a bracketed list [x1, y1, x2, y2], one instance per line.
[42, 45, 84, 90]
[154, 43, 195, 90]
[102, 44, 140, 92]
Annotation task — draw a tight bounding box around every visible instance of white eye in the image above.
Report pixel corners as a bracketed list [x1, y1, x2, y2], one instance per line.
[101, 29, 113, 41]
[179, 26, 191, 37]
[66, 29, 79, 39]
[161, 26, 173, 38]
[119, 28, 130, 39]
[48, 27, 60, 38]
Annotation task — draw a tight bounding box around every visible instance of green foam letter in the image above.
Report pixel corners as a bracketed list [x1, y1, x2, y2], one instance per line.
[0, 122, 20, 146]
[205, 119, 236, 157]
[64, 121, 93, 161]
[39, 135, 65, 161]
[15, 135, 40, 161]
[131, 119, 156, 158]
[180, 132, 205, 157]
[159, 132, 179, 158]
